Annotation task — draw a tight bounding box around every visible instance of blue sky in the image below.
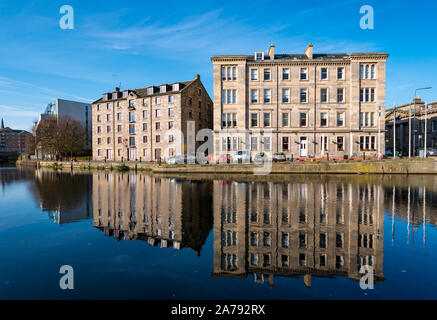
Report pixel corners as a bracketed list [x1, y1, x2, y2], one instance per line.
[0, 0, 436, 130]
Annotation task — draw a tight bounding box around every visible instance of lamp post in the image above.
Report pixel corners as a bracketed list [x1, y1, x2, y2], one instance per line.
[425, 103, 428, 158]
[410, 87, 432, 157]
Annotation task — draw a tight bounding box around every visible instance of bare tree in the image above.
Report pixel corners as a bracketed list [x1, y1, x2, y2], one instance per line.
[35, 115, 87, 159]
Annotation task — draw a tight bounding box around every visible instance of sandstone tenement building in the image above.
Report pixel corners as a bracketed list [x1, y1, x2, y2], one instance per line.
[211, 44, 388, 159]
[92, 75, 212, 161]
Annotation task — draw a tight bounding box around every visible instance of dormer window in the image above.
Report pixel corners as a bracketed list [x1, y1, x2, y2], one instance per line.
[173, 83, 180, 91]
[255, 51, 264, 61]
[160, 85, 167, 93]
[147, 87, 153, 95]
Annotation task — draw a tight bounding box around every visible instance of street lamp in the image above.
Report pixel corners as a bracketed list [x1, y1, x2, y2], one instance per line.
[410, 87, 432, 157]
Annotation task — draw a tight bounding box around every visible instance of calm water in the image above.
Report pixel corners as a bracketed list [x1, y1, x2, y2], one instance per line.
[1, 166, 437, 299]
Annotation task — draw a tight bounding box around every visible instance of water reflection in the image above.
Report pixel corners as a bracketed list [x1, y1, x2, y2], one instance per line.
[212, 180, 384, 287]
[3, 167, 437, 295]
[92, 172, 213, 254]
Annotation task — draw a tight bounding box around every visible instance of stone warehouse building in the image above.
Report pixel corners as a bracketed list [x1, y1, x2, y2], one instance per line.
[211, 44, 388, 159]
[385, 98, 437, 157]
[0, 119, 32, 154]
[92, 75, 212, 161]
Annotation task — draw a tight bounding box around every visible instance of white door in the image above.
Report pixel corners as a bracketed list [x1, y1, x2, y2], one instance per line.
[129, 148, 137, 161]
[300, 137, 307, 157]
[106, 149, 113, 160]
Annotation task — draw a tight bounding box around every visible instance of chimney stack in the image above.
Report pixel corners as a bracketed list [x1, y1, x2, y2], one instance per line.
[304, 43, 314, 59]
[195, 74, 200, 80]
[268, 44, 275, 60]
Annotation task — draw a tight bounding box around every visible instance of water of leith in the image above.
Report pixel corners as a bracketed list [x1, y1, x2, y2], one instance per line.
[0, 166, 436, 299]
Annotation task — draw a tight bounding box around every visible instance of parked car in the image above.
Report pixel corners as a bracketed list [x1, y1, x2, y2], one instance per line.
[218, 154, 232, 164]
[253, 152, 269, 163]
[234, 150, 250, 163]
[166, 155, 186, 164]
[272, 152, 287, 162]
[427, 148, 437, 157]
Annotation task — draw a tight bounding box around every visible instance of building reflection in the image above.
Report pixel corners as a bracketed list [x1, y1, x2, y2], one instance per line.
[92, 172, 213, 255]
[30, 170, 92, 224]
[212, 180, 385, 287]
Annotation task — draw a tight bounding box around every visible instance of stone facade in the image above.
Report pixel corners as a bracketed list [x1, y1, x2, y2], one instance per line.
[0, 119, 32, 154]
[92, 75, 213, 161]
[385, 98, 437, 157]
[211, 44, 388, 159]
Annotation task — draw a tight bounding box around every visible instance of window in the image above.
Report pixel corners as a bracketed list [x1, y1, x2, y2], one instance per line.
[97, 138, 101, 145]
[263, 113, 271, 127]
[263, 137, 271, 151]
[106, 114, 111, 121]
[299, 232, 307, 248]
[168, 121, 174, 129]
[359, 136, 376, 151]
[222, 113, 237, 128]
[337, 88, 344, 102]
[264, 69, 271, 81]
[282, 112, 289, 127]
[250, 69, 258, 80]
[281, 233, 289, 248]
[168, 95, 174, 103]
[337, 112, 345, 127]
[360, 88, 375, 102]
[117, 125, 122, 132]
[129, 112, 135, 122]
[155, 122, 160, 130]
[143, 136, 148, 143]
[156, 135, 160, 143]
[263, 232, 271, 247]
[97, 115, 101, 122]
[300, 112, 308, 127]
[97, 104, 101, 111]
[321, 88, 328, 103]
[255, 51, 264, 61]
[250, 89, 258, 103]
[129, 100, 134, 108]
[320, 254, 327, 267]
[336, 233, 344, 248]
[222, 89, 237, 104]
[370, 112, 375, 127]
[361, 64, 375, 79]
[129, 124, 135, 134]
[155, 109, 161, 118]
[168, 134, 174, 142]
[300, 88, 307, 103]
[320, 112, 328, 127]
[282, 68, 290, 80]
[321, 67, 328, 80]
[142, 110, 148, 119]
[264, 89, 271, 103]
[107, 125, 111, 133]
[232, 67, 237, 80]
[117, 112, 122, 121]
[107, 103, 112, 110]
[251, 136, 258, 151]
[337, 67, 344, 80]
[300, 68, 308, 80]
[251, 113, 258, 127]
[282, 137, 289, 151]
[168, 108, 174, 116]
[129, 136, 135, 147]
[155, 97, 161, 104]
[282, 88, 290, 103]
[432, 121, 437, 132]
[320, 233, 327, 248]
